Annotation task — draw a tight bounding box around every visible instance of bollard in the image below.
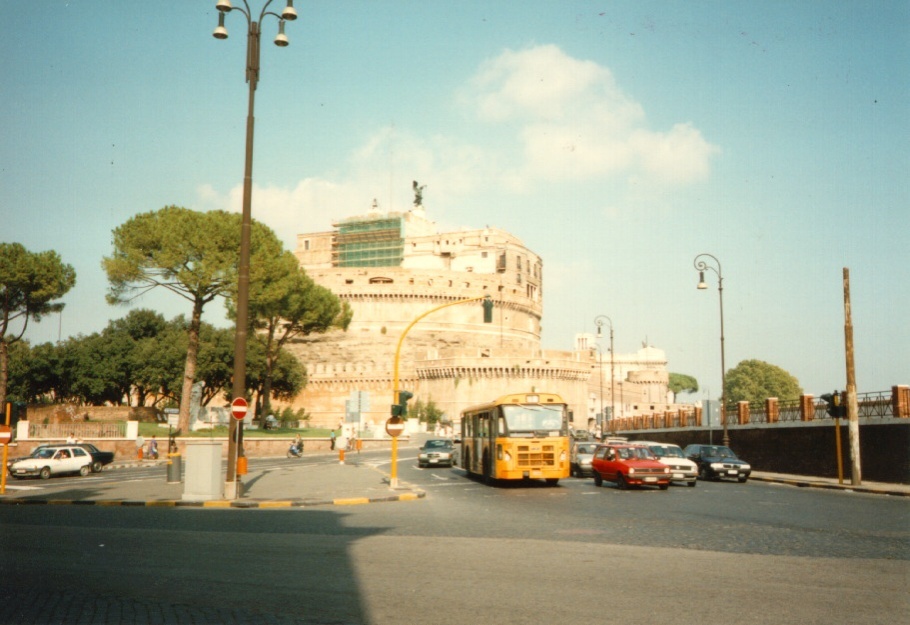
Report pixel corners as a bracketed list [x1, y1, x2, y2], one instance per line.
[166, 453, 182, 483]
[138, 447, 143, 461]
[339, 448, 345, 464]
[237, 455, 248, 476]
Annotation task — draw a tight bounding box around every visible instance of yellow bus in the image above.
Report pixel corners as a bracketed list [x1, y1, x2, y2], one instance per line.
[460, 393, 570, 485]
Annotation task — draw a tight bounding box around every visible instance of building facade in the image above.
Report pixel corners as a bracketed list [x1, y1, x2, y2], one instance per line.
[286, 202, 672, 434]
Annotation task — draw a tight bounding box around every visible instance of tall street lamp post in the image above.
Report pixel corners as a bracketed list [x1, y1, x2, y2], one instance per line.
[213, 0, 298, 498]
[693, 253, 729, 446]
[594, 315, 615, 436]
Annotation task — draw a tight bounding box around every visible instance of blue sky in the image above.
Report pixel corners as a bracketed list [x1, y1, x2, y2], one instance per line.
[2, 1, 907, 399]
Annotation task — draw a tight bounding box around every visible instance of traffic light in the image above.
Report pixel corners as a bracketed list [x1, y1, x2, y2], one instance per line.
[482, 295, 493, 323]
[392, 390, 414, 417]
[821, 391, 847, 418]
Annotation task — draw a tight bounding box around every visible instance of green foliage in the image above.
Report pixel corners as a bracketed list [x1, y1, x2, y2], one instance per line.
[668, 373, 699, 395]
[239, 249, 349, 416]
[103, 206, 285, 431]
[724, 359, 803, 405]
[411, 397, 445, 426]
[0, 242, 76, 405]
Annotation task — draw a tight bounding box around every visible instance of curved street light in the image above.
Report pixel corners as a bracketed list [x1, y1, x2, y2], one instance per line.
[594, 315, 615, 436]
[693, 253, 729, 446]
[213, 0, 297, 498]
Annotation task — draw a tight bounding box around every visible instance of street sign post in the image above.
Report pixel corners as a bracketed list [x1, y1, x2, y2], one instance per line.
[231, 397, 248, 421]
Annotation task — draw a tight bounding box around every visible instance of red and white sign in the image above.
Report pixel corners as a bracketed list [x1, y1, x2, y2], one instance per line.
[0, 425, 11, 444]
[231, 397, 248, 420]
[385, 417, 405, 438]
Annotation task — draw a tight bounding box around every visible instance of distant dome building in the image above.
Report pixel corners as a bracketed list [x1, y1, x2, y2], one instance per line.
[286, 202, 675, 434]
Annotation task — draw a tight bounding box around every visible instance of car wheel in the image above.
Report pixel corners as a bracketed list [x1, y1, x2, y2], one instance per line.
[91, 461, 103, 473]
[39, 466, 51, 480]
[687, 480, 697, 487]
[593, 471, 603, 487]
[616, 473, 628, 490]
[79, 464, 90, 477]
[699, 466, 710, 481]
[659, 483, 669, 490]
[738, 476, 748, 483]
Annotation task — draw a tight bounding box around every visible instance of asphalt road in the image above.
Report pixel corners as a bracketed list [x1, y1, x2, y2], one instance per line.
[0, 448, 907, 625]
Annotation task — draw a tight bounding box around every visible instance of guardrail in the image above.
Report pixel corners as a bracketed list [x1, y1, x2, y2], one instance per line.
[612, 386, 908, 433]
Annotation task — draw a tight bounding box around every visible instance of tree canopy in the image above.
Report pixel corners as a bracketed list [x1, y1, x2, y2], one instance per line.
[724, 359, 802, 405]
[0, 243, 75, 406]
[239, 249, 351, 418]
[668, 373, 699, 396]
[103, 206, 284, 430]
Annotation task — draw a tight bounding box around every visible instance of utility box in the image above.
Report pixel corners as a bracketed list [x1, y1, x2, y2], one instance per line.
[181, 440, 222, 501]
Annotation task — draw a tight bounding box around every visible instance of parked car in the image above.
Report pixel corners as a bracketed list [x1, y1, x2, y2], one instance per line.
[75, 443, 115, 473]
[570, 442, 599, 477]
[591, 444, 670, 490]
[683, 444, 752, 482]
[633, 441, 698, 486]
[417, 439, 457, 468]
[8, 445, 93, 479]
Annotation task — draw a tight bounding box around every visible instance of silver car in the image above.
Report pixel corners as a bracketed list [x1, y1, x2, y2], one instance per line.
[417, 439, 457, 468]
[570, 442, 600, 477]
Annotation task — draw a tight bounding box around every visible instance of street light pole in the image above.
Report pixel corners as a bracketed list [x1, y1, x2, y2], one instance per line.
[594, 315, 615, 436]
[693, 253, 729, 447]
[213, 0, 297, 498]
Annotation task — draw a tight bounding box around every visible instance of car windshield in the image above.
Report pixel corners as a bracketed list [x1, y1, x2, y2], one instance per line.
[702, 445, 737, 458]
[423, 440, 451, 449]
[617, 447, 656, 460]
[576, 444, 597, 454]
[649, 445, 684, 458]
[502, 404, 566, 436]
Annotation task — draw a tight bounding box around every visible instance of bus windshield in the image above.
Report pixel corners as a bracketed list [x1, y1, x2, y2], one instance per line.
[502, 404, 566, 437]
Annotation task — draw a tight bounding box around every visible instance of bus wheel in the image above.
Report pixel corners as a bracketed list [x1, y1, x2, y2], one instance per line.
[482, 453, 493, 485]
[546, 478, 559, 486]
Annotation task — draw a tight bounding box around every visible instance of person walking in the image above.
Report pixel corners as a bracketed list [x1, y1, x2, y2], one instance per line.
[148, 435, 159, 460]
[330, 430, 336, 450]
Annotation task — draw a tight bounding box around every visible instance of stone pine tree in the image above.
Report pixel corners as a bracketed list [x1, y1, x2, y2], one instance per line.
[103, 206, 284, 432]
[240, 250, 352, 420]
[724, 359, 802, 405]
[0, 243, 76, 407]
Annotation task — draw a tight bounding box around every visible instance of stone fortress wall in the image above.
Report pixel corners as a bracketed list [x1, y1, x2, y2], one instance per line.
[283, 204, 674, 431]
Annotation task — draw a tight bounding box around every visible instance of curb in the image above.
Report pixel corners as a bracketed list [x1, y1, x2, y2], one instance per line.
[0, 490, 426, 508]
[751, 475, 910, 497]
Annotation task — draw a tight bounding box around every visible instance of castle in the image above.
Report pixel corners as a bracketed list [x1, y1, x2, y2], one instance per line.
[286, 201, 674, 434]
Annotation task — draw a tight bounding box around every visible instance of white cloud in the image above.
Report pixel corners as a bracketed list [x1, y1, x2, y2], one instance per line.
[462, 44, 719, 185]
[198, 44, 719, 248]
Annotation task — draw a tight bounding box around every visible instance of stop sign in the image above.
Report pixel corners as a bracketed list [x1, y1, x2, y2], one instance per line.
[231, 397, 248, 421]
[0, 425, 10, 444]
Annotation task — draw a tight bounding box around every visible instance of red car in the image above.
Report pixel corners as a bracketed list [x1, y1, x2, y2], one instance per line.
[591, 444, 670, 490]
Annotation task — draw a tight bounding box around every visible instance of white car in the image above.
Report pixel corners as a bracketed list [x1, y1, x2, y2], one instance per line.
[633, 441, 699, 487]
[8, 445, 93, 480]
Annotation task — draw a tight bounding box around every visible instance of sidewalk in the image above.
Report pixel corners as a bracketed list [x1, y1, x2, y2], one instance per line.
[750, 471, 910, 497]
[0, 454, 426, 508]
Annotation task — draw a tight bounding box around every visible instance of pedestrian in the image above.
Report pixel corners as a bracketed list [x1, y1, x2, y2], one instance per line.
[330, 430, 336, 450]
[66, 432, 76, 444]
[148, 435, 159, 460]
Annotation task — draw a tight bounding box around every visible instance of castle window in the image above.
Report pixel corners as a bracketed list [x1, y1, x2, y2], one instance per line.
[369, 277, 393, 284]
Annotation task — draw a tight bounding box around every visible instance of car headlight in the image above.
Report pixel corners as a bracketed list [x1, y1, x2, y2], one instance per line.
[711, 462, 724, 470]
[628, 467, 635, 475]
[741, 464, 751, 471]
